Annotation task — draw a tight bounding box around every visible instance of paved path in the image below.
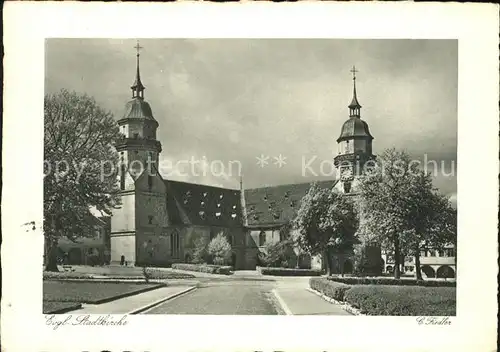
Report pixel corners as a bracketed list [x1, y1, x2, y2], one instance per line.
[274, 287, 352, 315]
[71, 286, 194, 314]
[145, 281, 278, 315]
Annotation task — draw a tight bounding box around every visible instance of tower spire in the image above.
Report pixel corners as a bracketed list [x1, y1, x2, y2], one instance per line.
[131, 40, 145, 99]
[348, 65, 361, 117]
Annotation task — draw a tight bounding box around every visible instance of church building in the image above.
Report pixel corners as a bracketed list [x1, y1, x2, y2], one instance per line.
[109, 48, 376, 271]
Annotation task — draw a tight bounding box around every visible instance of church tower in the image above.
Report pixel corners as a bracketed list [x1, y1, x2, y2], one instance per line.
[334, 66, 375, 194]
[116, 41, 162, 186]
[111, 41, 168, 267]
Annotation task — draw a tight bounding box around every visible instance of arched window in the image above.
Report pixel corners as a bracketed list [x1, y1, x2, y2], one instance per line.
[259, 231, 266, 247]
[170, 230, 180, 258]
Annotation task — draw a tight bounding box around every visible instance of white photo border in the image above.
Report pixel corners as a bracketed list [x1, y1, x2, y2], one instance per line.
[2, 2, 499, 352]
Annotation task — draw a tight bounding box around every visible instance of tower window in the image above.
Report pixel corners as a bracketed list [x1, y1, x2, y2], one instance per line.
[343, 181, 351, 194]
[148, 215, 153, 224]
[120, 165, 126, 190]
[148, 175, 153, 191]
[133, 133, 139, 139]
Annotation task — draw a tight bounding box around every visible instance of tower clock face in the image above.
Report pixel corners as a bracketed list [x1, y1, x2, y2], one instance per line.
[341, 167, 353, 180]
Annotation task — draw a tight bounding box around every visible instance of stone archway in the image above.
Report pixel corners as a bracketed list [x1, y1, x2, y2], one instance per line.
[421, 265, 436, 278]
[436, 265, 455, 279]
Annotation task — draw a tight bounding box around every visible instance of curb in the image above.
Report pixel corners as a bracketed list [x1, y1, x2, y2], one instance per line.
[271, 289, 293, 316]
[128, 286, 197, 314]
[306, 288, 365, 316]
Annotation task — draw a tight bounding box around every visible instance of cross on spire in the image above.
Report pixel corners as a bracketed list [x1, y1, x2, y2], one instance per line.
[350, 65, 358, 81]
[348, 65, 361, 116]
[134, 41, 143, 57]
[131, 40, 145, 99]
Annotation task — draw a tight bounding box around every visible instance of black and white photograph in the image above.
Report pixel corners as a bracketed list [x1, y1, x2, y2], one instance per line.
[2, 3, 498, 352]
[42, 38, 458, 316]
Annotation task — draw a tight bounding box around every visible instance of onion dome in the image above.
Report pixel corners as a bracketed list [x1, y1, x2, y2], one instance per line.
[122, 98, 156, 120]
[337, 66, 374, 142]
[337, 117, 373, 142]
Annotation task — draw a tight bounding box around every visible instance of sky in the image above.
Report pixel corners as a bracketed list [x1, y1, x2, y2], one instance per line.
[45, 39, 457, 201]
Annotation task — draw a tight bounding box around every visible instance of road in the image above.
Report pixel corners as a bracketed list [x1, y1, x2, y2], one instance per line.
[145, 280, 280, 315]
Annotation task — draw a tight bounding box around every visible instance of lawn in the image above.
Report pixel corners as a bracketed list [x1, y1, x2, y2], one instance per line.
[43, 301, 82, 314]
[43, 281, 164, 304]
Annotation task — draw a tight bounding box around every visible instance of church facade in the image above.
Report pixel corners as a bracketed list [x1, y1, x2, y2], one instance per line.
[109, 50, 376, 271]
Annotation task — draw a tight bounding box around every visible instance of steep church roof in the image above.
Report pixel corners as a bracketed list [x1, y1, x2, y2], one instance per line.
[244, 180, 338, 227]
[164, 180, 242, 227]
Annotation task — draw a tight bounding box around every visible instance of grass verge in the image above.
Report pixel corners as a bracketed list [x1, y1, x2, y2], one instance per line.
[43, 281, 164, 304]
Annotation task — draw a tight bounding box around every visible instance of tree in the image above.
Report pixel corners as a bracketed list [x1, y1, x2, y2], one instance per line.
[293, 183, 359, 275]
[207, 233, 232, 265]
[44, 89, 122, 271]
[358, 148, 456, 280]
[358, 149, 416, 279]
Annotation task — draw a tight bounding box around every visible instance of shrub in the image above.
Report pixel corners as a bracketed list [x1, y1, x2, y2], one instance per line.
[171, 263, 232, 275]
[207, 234, 232, 265]
[43, 271, 94, 280]
[264, 240, 297, 268]
[192, 236, 210, 264]
[344, 285, 456, 316]
[328, 276, 456, 287]
[309, 277, 351, 301]
[259, 267, 322, 276]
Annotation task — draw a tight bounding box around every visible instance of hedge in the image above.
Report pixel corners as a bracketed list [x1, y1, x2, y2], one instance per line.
[309, 278, 456, 316]
[328, 276, 456, 287]
[43, 272, 94, 280]
[344, 285, 456, 316]
[259, 267, 322, 276]
[43, 270, 195, 281]
[171, 263, 232, 275]
[309, 277, 351, 301]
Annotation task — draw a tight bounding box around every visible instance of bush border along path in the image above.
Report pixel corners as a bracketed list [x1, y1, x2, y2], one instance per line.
[328, 276, 456, 287]
[43, 269, 195, 281]
[171, 263, 232, 275]
[258, 267, 322, 276]
[310, 277, 456, 316]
